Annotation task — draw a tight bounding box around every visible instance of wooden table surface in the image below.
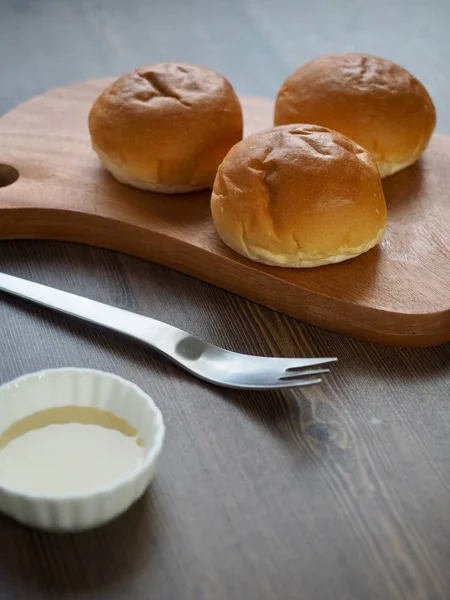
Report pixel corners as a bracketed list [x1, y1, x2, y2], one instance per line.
[1, 1, 449, 599]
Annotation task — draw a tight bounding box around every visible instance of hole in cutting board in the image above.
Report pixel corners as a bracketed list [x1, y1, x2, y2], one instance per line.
[0, 164, 19, 188]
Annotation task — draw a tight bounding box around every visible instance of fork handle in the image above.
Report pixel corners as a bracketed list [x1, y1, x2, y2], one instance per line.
[0, 272, 185, 358]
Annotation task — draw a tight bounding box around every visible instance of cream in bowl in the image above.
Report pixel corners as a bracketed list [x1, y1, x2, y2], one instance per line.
[0, 369, 165, 531]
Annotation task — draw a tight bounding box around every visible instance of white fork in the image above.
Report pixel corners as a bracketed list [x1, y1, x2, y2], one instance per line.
[0, 273, 337, 390]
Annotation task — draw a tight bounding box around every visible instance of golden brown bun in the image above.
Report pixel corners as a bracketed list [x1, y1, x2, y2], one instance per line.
[274, 53, 436, 178]
[89, 62, 243, 193]
[211, 124, 387, 268]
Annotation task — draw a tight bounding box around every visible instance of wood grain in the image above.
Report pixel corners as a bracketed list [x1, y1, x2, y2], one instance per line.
[1, 1, 450, 600]
[0, 79, 449, 347]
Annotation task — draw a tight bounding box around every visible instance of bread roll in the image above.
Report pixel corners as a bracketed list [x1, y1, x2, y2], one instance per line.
[89, 62, 243, 193]
[211, 124, 387, 268]
[274, 53, 436, 178]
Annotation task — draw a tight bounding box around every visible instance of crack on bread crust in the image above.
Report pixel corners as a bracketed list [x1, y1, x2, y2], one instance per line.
[247, 150, 283, 243]
[138, 71, 191, 108]
[287, 126, 365, 157]
[356, 55, 369, 85]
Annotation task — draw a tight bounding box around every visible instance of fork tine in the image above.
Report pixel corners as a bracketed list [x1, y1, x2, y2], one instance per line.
[280, 377, 323, 387]
[278, 368, 330, 381]
[284, 357, 337, 371]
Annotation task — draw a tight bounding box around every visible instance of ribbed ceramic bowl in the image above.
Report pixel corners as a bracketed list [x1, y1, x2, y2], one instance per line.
[0, 368, 165, 531]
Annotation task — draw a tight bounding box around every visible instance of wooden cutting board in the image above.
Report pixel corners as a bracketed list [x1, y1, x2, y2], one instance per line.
[0, 78, 449, 347]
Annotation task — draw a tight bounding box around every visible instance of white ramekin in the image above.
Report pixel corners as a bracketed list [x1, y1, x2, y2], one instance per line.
[0, 368, 165, 531]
